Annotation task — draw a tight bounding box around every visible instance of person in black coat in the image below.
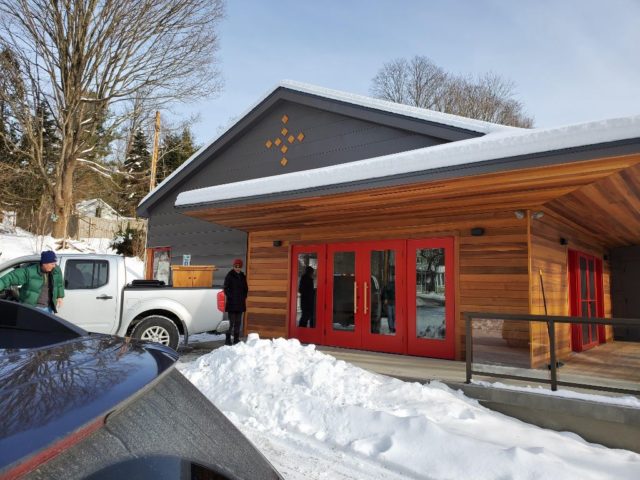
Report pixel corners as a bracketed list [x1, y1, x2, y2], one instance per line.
[223, 258, 248, 345]
[298, 266, 315, 328]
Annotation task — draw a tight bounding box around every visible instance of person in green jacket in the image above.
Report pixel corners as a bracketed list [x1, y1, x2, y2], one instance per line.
[0, 250, 64, 313]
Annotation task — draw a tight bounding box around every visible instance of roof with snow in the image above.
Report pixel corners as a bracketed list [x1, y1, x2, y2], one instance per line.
[174, 114, 640, 209]
[137, 81, 516, 216]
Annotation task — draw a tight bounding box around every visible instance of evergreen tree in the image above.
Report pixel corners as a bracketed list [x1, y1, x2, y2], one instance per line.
[157, 126, 197, 184]
[121, 129, 151, 216]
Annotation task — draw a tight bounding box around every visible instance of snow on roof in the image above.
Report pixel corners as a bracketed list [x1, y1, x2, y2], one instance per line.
[175, 114, 640, 208]
[139, 81, 515, 208]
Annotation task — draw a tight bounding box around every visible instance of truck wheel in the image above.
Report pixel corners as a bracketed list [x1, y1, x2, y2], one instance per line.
[132, 315, 180, 350]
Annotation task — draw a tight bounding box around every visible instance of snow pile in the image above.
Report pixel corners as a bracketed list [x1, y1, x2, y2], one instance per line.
[178, 335, 640, 480]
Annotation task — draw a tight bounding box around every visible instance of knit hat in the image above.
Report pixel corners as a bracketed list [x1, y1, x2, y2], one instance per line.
[233, 258, 243, 267]
[40, 250, 57, 264]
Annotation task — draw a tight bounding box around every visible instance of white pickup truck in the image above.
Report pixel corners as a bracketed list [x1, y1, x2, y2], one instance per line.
[0, 253, 228, 350]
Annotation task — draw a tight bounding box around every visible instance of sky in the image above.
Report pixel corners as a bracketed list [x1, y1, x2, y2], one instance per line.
[176, 0, 640, 145]
[177, 335, 640, 480]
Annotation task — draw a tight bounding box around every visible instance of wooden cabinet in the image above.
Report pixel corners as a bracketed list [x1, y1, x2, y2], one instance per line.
[171, 265, 217, 287]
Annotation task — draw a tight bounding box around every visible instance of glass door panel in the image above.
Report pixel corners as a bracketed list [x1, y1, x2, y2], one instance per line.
[289, 245, 325, 345]
[415, 247, 446, 340]
[407, 238, 455, 359]
[324, 244, 361, 349]
[361, 241, 405, 354]
[332, 251, 356, 332]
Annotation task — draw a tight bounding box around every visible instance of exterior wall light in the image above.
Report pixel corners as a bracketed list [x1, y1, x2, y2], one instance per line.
[531, 211, 545, 220]
[470, 227, 485, 236]
[514, 210, 525, 219]
[273, 240, 283, 247]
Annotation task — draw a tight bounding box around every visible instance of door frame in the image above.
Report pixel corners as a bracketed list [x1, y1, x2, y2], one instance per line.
[289, 244, 326, 345]
[288, 237, 456, 359]
[406, 237, 456, 359]
[568, 249, 604, 352]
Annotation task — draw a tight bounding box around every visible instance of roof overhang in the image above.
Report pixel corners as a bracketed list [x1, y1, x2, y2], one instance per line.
[137, 81, 509, 217]
[179, 152, 640, 248]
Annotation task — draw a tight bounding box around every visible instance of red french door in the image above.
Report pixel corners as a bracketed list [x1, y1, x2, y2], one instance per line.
[406, 238, 455, 359]
[289, 244, 326, 345]
[324, 240, 406, 353]
[289, 237, 455, 359]
[568, 250, 604, 352]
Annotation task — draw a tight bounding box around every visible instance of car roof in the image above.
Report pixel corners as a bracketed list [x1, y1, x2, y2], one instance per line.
[0, 300, 178, 476]
[0, 253, 123, 269]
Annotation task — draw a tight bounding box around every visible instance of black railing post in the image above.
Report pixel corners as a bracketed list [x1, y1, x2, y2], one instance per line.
[548, 318, 558, 391]
[465, 313, 472, 384]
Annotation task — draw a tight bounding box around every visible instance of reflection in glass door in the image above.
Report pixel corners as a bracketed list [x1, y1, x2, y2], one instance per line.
[332, 251, 356, 332]
[362, 242, 405, 354]
[407, 238, 454, 359]
[289, 245, 325, 345]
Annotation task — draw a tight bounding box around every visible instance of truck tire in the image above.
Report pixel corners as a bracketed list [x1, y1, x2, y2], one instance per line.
[131, 315, 180, 351]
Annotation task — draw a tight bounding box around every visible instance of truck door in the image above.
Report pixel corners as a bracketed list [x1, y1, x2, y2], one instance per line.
[58, 258, 119, 333]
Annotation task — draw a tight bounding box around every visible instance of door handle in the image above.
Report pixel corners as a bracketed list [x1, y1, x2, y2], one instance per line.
[96, 294, 113, 300]
[364, 281, 368, 315]
[353, 281, 357, 314]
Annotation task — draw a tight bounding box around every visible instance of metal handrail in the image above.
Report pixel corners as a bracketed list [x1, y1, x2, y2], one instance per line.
[464, 312, 640, 396]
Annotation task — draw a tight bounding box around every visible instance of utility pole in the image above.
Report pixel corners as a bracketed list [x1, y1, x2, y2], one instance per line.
[149, 111, 161, 191]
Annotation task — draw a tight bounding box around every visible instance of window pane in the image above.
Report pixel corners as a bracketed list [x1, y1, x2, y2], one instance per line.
[332, 252, 355, 331]
[65, 260, 108, 289]
[370, 250, 396, 336]
[588, 260, 596, 301]
[296, 253, 317, 328]
[416, 248, 445, 340]
[579, 257, 587, 299]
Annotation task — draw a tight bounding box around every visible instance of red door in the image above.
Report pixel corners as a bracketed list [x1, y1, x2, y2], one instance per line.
[324, 243, 362, 349]
[360, 240, 406, 354]
[569, 250, 604, 352]
[322, 240, 407, 353]
[289, 245, 326, 345]
[406, 238, 455, 359]
[289, 237, 454, 359]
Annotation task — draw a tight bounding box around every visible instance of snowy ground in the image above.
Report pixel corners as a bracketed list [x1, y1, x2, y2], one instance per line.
[2, 227, 639, 479]
[179, 335, 640, 480]
[0, 226, 144, 277]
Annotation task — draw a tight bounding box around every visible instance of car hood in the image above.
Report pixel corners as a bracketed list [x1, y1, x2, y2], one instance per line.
[0, 334, 178, 474]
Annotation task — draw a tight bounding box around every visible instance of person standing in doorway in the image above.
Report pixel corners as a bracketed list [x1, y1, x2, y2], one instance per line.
[0, 250, 64, 313]
[298, 266, 315, 328]
[223, 258, 248, 345]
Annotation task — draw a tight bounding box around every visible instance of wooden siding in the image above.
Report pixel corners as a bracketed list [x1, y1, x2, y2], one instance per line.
[529, 213, 613, 367]
[186, 154, 640, 246]
[243, 211, 529, 360]
[545, 162, 640, 248]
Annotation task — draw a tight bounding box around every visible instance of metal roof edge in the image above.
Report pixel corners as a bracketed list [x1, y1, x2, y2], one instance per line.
[174, 136, 640, 212]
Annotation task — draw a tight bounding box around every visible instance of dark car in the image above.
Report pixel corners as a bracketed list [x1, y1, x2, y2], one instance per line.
[0, 299, 282, 480]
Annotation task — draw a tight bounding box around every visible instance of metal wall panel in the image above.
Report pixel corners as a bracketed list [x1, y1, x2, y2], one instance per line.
[146, 100, 447, 284]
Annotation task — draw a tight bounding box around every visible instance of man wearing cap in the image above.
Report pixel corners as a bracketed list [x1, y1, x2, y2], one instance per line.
[223, 258, 248, 345]
[0, 250, 65, 313]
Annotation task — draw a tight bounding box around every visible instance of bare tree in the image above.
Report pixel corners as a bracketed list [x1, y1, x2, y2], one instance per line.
[371, 55, 533, 128]
[0, 0, 225, 238]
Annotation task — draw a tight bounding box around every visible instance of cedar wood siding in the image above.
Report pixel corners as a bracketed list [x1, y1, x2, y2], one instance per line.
[529, 214, 613, 368]
[145, 100, 449, 286]
[245, 210, 530, 360]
